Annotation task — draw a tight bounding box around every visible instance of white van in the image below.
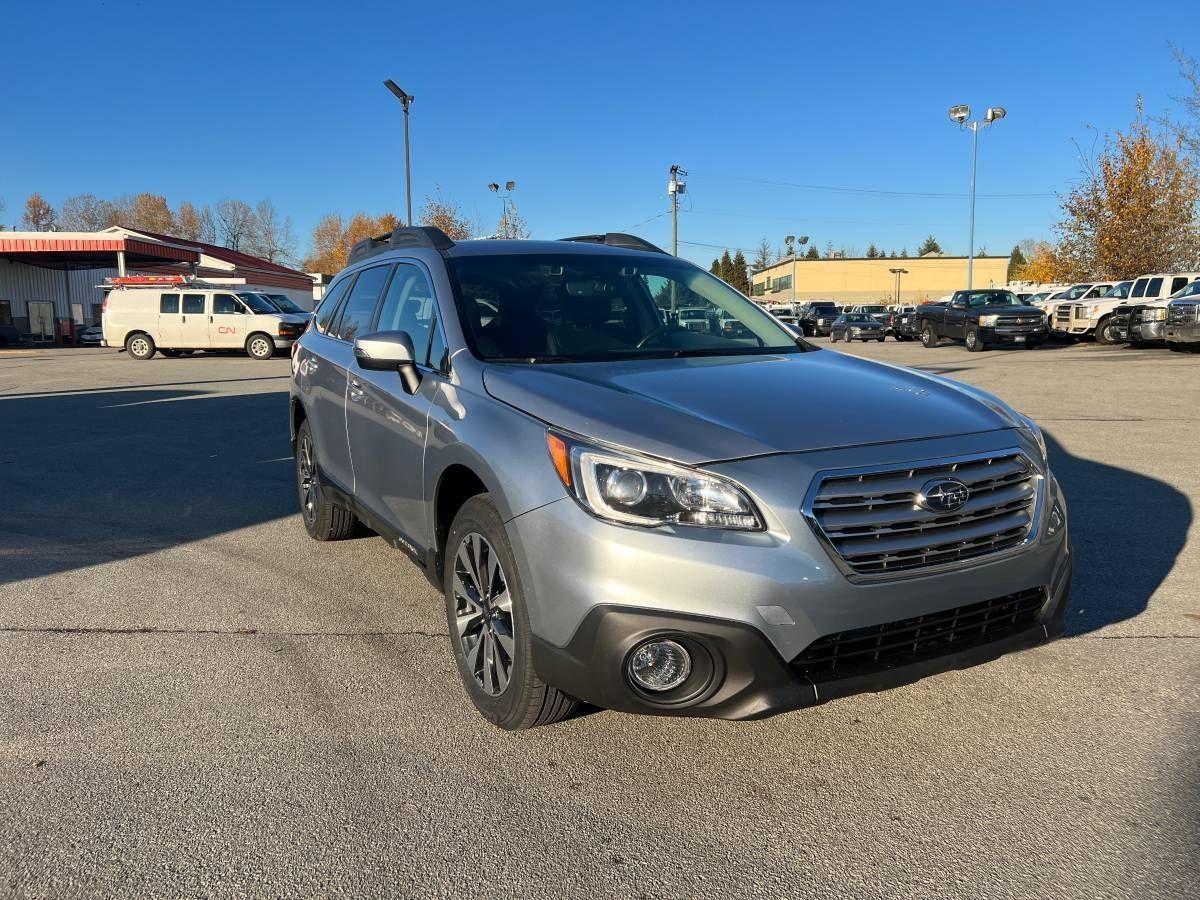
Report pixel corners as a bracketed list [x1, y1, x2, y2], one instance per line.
[102, 285, 309, 360]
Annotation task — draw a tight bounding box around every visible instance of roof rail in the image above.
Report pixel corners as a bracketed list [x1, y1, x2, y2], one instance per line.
[348, 226, 454, 265]
[559, 233, 668, 254]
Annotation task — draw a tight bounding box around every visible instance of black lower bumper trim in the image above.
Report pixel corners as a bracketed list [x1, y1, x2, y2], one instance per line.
[532, 553, 1072, 721]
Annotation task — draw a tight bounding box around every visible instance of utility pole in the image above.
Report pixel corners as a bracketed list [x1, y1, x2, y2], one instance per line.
[668, 164, 687, 256]
[786, 235, 809, 305]
[384, 80, 415, 225]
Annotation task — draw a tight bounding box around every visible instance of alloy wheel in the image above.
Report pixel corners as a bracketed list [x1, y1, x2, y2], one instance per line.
[453, 532, 515, 697]
[297, 432, 317, 524]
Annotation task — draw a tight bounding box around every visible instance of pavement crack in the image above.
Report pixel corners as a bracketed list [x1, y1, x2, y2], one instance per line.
[0, 625, 448, 639]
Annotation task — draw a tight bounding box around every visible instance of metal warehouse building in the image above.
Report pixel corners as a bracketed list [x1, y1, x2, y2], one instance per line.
[0, 227, 314, 344]
[750, 254, 1011, 305]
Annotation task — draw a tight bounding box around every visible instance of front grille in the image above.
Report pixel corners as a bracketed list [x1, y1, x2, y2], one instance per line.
[792, 588, 1046, 680]
[996, 314, 1044, 327]
[806, 451, 1040, 577]
[1168, 303, 1198, 325]
[1054, 305, 1072, 324]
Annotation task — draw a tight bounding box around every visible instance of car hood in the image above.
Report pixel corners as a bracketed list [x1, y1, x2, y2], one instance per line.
[482, 351, 1016, 464]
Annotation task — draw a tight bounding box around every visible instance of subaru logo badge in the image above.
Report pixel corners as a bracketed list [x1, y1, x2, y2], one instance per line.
[918, 478, 970, 513]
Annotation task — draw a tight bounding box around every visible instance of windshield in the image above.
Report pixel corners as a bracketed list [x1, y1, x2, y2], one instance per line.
[858, 306, 887, 313]
[1063, 284, 1092, 300]
[268, 294, 305, 314]
[846, 314, 878, 324]
[963, 290, 1023, 308]
[237, 292, 278, 314]
[448, 253, 805, 363]
[1102, 282, 1131, 299]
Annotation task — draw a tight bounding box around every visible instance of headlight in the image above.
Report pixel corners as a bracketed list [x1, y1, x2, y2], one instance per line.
[1018, 414, 1047, 464]
[1084, 304, 1101, 318]
[977, 314, 999, 327]
[1149, 307, 1167, 321]
[546, 432, 764, 531]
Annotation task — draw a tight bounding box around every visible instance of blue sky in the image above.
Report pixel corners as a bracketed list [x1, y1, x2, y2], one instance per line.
[2, 0, 1196, 267]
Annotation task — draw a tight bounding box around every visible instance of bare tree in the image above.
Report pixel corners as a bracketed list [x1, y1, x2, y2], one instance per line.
[495, 203, 530, 239]
[22, 193, 57, 231]
[244, 200, 297, 263]
[214, 198, 254, 251]
[59, 194, 111, 231]
[128, 193, 175, 234]
[753, 238, 773, 272]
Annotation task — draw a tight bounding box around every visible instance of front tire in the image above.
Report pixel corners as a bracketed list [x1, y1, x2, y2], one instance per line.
[920, 324, 938, 348]
[444, 495, 577, 730]
[295, 420, 355, 541]
[125, 332, 156, 360]
[246, 333, 276, 360]
[1094, 316, 1115, 345]
[965, 328, 986, 352]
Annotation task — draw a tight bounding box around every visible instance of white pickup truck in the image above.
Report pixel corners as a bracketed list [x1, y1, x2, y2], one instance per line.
[1093, 273, 1200, 344]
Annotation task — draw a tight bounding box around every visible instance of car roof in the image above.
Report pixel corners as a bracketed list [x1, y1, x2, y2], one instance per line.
[443, 239, 670, 260]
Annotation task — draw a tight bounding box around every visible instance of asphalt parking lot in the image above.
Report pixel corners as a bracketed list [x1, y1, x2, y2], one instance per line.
[1, 340, 1197, 897]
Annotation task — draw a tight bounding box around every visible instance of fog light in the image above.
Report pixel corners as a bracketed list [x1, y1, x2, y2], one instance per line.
[627, 639, 691, 692]
[1047, 503, 1064, 537]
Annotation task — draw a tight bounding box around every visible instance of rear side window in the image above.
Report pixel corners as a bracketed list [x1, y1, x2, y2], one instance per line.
[182, 294, 206, 314]
[160, 293, 180, 314]
[315, 278, 352, 334]
[1145, 277, 1163, 299]
[375, 263, 436, 354]
[334, 265, 392, 341]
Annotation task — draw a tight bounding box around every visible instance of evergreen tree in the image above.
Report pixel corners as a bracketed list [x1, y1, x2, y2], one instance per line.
[918, 235, 942, 255]
[1007, 244, 1028, 281]
[865, 243, 880, 259]
[710, 258, 721, 276]
[731, 250, 749, 294]
[718, 249, 735, 284]
[805, 245, 820, 259]
[899, 248, 909, 258]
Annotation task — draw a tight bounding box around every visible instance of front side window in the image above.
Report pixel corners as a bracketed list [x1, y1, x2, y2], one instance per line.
[375, 263, 436, 354]
[1170, 277, 1190, 295]
[160, 293, 180, 314]
[1170, 280, 1200, 299]
[182, 293, 206, 314]
[213, 294, 244, 315]
[334, 264, 392, 342]
[1131, 279, 1149, 298]
[448, 253, 803, 363]
[1145, 277, 1164, 298]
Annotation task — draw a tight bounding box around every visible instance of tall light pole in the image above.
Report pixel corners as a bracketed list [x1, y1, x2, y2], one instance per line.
[488, 180, 517, 237]
[785, 234, 809, 304]
[889, 267, 909, 305]
[668, 164, 687, 256]
[948, 103, 1005, 289]
[384, 79, 415, 225]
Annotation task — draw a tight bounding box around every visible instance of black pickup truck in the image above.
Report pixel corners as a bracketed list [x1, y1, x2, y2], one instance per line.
[917, 289, 1048, 352]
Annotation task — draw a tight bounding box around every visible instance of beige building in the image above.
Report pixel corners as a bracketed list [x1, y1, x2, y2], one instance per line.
[750, 254, 1010, 305]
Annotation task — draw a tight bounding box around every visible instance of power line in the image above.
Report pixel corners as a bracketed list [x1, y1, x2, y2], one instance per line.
[690, 170, 1055, 200]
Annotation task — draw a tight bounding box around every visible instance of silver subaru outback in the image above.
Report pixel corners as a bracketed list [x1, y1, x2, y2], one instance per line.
[289, 228, 1072, 730]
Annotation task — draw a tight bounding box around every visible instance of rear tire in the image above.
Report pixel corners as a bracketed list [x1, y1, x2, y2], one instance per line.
[444, 495, 577, 730]
[295, 420, 355, 541]
[125, 332, 156, 360]
[246, 333, 276, 360]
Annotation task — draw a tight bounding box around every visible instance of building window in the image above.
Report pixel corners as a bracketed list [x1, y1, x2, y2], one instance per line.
[768, 274, 792, 292]
[751, 283, 765, 297]
[0, 299, 12, 327]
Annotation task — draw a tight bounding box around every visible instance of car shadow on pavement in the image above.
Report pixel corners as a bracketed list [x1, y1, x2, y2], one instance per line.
[1043, 432, 1191, 635]
[0, 385, 296, 585]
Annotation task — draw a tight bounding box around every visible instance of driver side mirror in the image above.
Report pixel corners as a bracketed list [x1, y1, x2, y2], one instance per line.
[354, 330, 421, 394]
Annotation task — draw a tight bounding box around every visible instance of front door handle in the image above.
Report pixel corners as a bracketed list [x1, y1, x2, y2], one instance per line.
[348, 378, 364, 402]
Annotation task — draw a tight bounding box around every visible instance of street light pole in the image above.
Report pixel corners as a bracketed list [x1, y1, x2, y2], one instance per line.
[889, 267, 908, 305]
[384, 80, 415, 225]
[948, 104, 1005, 290]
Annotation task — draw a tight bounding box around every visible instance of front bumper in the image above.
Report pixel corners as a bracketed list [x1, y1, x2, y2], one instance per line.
[510, 432, 1072, 719]
[1165, 323, 1200, 344]
[1130, 320, 1166, 343]
[980, 325, 1047, 345]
